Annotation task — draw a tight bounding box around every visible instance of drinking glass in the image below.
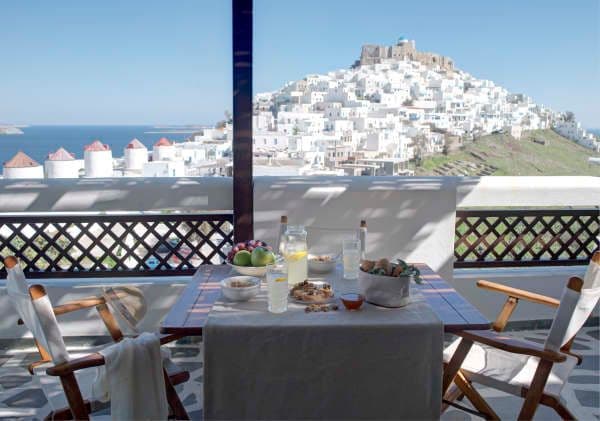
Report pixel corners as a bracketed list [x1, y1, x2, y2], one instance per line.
[342, 239, 360, 279]
[266, 262, 288, 313]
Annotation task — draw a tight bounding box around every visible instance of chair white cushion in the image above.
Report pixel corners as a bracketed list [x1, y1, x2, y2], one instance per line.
[443, 337, 578, 398]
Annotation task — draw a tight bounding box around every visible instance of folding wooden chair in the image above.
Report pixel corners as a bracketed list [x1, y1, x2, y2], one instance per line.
[4, 256, 191, 420]
[442, 251, 600, 420]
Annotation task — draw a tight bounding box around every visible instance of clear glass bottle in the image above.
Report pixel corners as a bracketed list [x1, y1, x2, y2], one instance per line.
[283, 225, 308, 286]
[276, 215, 288, 255]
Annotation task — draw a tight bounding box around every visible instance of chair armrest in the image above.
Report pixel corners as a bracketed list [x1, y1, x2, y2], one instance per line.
[54, 297, 107, 315]
[477, 280, 560, 308]
[17, 297, 107, 325]
[46, 333, 185, 376]
[457, 330, 566, 363]
[159, 333, 186, 345]
[47, 353, 106, 376]
[560, 349, 583, 365]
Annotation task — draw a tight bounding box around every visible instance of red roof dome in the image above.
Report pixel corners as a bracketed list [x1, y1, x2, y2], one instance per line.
[126, 138, 146, 149]
[47, 147, 75, 161]
[154, 137, 172, 147]
[84, 140, 110, 152]
[4, 151, 40, 168]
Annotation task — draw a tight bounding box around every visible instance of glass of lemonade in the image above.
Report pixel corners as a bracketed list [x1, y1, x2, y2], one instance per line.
[342, 239, 361, 279]
[267, 262, 288, 313]
[283, 225, 308, 286]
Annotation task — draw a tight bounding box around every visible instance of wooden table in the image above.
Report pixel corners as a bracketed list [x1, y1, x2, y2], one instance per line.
[161, 263, 490, 335]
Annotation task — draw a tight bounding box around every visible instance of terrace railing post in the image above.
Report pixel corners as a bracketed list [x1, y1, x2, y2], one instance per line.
[232, 0, 254, 242]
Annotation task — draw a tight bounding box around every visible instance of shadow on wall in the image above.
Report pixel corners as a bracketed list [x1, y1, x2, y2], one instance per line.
[254, 176, 461, 282]
[0, 177, 233, 213]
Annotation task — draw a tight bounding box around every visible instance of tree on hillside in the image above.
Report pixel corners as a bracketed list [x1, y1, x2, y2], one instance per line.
[564, 111, 575, 122]
[412, 134, 427, 166]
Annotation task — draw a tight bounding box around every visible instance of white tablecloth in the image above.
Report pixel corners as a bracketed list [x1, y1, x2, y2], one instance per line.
[204, 266, 443, 420]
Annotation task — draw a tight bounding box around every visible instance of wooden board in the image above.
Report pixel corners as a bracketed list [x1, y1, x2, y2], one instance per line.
[161, 263, 490, 336]
[160, 265, 228, 336]
[414, 263, 490, 332]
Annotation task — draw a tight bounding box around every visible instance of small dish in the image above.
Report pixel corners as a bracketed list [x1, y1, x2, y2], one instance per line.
[289, 280, 335, 304]
[226, 262, 268, 277]
[308, 254, 337, 273]
[340, 293, 365, 310]
[220, 276, 261, 301]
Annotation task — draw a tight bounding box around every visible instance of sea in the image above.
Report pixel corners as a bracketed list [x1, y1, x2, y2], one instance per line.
[0, 126, 200, 164]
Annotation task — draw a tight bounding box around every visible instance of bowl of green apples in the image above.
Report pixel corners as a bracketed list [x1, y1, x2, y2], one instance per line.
[226, 240, 277, 277]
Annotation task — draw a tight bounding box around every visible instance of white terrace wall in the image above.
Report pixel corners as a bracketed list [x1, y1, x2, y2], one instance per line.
[0, 176, 598, 338]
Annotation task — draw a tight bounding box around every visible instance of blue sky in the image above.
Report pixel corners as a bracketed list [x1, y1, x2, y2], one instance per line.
[1, 0, 598, 127]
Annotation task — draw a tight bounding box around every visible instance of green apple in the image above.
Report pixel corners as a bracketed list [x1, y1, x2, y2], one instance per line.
[251, 246, 276, 267]
[232, 250, 252, 266]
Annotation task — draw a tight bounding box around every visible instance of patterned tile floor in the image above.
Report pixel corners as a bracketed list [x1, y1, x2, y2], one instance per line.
[0, 328, 597, 420]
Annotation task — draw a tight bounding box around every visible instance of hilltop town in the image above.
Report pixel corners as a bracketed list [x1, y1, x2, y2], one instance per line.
[2, 39, 598, 179]
[249, 38, 598, 175]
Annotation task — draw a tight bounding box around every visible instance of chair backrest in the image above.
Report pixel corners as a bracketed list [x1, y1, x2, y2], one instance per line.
[544, 252, 600, 352]
[278, 215, 367, 257]
[102, 286, 147, 335]
[5, 257, 69, 363]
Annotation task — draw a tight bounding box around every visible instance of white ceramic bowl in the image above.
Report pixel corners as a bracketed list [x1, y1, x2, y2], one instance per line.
[220, 276, 261, 301]
[308, 254, 337, 273]
[226, 262, 268, 277]
[357, 270, 411, 308]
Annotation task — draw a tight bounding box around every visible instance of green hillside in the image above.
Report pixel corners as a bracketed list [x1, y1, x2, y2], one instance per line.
[416, 129, 600, 176]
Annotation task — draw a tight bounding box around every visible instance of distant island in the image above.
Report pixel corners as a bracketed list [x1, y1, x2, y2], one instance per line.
[0, 125, 24, 135]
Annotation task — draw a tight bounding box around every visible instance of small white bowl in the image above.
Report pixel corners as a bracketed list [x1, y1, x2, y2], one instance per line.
[227, 262, 268, 277]
[220, 276, 261, 301]
[308, 254, 337, 273]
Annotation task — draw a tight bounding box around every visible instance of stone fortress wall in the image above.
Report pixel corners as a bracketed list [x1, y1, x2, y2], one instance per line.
[356, 39, 454, 71]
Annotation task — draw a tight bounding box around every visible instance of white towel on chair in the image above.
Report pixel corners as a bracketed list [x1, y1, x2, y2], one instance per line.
[92, 332, 169, 420]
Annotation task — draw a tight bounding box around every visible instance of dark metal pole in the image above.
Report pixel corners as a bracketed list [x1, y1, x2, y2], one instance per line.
[232, 0, 253, 242]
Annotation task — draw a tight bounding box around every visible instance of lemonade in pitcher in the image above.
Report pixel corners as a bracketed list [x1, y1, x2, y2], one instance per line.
[283, 225, 308, 286]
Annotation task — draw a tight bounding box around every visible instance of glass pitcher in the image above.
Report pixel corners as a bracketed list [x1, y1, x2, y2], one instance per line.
[283, 225, 308, 286]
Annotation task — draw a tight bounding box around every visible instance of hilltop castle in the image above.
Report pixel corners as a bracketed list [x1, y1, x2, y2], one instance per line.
[354, 38, 454, 71]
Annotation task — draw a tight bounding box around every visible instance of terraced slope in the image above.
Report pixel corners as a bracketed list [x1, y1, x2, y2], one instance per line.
[416, 129, 600, 176]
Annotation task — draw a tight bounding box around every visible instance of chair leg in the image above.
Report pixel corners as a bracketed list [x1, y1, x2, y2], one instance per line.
[454, 371, 500, 420]
[45, 401, 93, 420]
[552, 400, 576, 420]
[518, 359, 553, 420]
[163, 368, 189, 420]
[59, 373, 89, 420]
[538, 394, 576, 421]
[442, 383, 463, 413]
[443, 338, 473, 395]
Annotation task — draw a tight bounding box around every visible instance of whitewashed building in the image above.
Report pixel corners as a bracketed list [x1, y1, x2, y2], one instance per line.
[152, 137, 176, 161]
[253, 131, 289, 151]
[124, 139, 148, 173]
[554, 121, 600, 152]
[45, 147, 82, 178]
[3, 151, 44, 179]
[143, 160, 185, 177]
[179, 142, 208, 164]
[84, 140, 113, 178]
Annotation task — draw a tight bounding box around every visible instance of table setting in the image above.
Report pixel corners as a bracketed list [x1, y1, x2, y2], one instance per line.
[202, 224, 444, 420]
